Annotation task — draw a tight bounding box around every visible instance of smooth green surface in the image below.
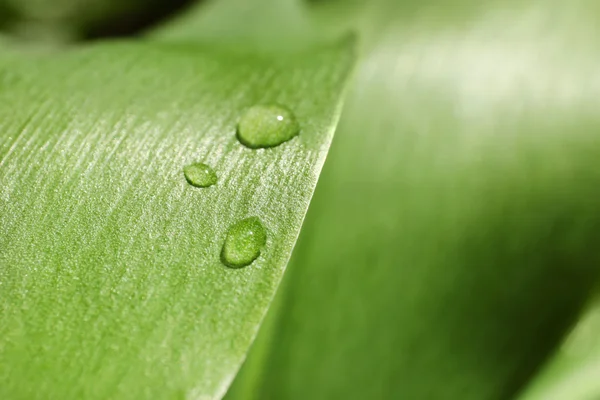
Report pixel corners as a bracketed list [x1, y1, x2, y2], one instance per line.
[236, 104, 300, 149]
[184, 162, 218, 188]
[221, 217, 267, 269]
[0, 25, 354, 400]
[152, 0, 318, 51]
[227, 1, 600, 399]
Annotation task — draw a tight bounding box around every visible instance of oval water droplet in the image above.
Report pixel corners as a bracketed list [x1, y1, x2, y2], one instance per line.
[183, 162, 217, 188]
[221, 217, 267, 268]
[237, 104, 300, 148]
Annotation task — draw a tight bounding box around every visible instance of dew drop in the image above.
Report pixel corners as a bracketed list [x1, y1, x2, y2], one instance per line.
[183, 162, 217, 188]
[237, 104, 300, 148]
[221, 217, 267, 268]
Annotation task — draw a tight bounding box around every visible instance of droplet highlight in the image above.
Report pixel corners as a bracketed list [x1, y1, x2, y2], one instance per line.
[221, 217, 267, 268]
[183, 162, 217, 188]
[237, 104, 300, 148]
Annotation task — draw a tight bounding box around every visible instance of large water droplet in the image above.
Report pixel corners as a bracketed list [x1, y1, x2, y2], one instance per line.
[184, 162, 217, 188]
[237, 104, 300, 148]
[221, 217, 267, 268]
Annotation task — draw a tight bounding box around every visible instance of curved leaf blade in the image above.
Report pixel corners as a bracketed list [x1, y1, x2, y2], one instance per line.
[0, 37, 353, 399]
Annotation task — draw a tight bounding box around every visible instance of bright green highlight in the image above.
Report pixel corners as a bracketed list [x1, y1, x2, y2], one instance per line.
[183, 162, 217, 188]
[221, 217, 267, 268]
[237, 104, 300, 148]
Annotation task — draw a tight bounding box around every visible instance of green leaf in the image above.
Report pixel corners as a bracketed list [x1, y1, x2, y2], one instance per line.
[227, 1, 600, 399]
[0, 16, 354, 400]
[518, 297, 600, 400]
[0, 0, 194, 41]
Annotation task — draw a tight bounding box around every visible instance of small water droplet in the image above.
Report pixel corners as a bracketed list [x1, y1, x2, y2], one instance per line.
[237, 104, 300, 148]
[184, 162, 217, 188]
[221, 217, 267, 268]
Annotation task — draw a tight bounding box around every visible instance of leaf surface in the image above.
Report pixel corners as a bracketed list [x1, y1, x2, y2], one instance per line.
[0, 13, 354, 400]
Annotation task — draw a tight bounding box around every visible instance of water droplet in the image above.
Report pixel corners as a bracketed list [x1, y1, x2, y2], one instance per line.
[237, 104, 300, 148]
[221, 217, 267, 268]
[184, 162, 217, 188]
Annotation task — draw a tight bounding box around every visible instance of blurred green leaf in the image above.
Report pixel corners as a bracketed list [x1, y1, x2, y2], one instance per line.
[0, 2, 354, 399]
[0, 0, 196, 40]
[518, 297, 600, 400]
[227, 1, 600, 399]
